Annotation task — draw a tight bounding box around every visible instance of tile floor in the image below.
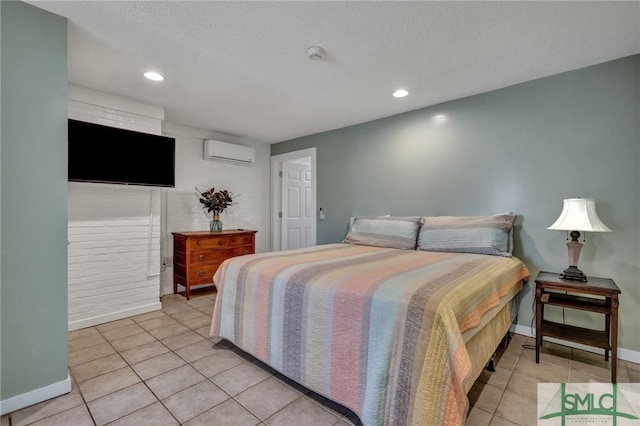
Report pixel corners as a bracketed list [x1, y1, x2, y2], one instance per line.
[2, 291, 639, 426]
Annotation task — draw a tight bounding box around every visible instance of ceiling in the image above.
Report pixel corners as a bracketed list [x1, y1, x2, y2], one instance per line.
[28, 1, 640, 144]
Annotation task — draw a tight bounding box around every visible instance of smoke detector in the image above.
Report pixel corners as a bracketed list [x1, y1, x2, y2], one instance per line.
[306, 46, 326, 60]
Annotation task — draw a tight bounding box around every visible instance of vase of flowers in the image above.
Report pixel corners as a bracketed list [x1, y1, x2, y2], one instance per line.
[210, 214, 223, 232]
[195, 187, 234, 232]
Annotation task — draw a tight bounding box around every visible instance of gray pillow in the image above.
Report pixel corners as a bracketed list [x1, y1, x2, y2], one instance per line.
[344, 216, 421, 250]
[418, 212, 517, 257]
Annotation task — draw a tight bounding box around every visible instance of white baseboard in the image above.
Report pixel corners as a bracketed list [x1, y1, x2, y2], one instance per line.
[510, 323, 640, 364]
[68, 301, 162, 331]
[0, 373, 71, 416]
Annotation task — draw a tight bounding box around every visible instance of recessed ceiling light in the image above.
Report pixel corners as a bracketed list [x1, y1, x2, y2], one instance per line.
[392, 89, 409, 98]
[434, 114, 447, 122]
[144, 71, 164, 81]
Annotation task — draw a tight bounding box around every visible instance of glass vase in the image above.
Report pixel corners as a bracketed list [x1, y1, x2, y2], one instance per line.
[210, 214, 223, 232]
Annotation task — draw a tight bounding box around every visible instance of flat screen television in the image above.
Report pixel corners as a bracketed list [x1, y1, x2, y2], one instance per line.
[68, 119, 175, 187]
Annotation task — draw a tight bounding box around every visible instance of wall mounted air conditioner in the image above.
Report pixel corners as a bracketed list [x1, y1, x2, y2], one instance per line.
[203, 139, 255, 165]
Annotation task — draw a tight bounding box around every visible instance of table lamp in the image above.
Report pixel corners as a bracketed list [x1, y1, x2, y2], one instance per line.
[547, 198, 611, 282]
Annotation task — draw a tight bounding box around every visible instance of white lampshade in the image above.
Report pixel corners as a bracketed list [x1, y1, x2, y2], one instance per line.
[547, 198, 611, 232]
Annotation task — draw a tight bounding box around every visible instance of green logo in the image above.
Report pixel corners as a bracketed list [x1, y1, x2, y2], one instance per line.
[539, 383, 639, 425]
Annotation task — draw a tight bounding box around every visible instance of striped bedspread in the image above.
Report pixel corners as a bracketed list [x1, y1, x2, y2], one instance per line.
[209, 243, 530, 425]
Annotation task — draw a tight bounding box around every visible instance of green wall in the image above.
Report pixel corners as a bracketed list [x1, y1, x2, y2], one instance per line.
[1, 1, 68, 402]
[272, 55, 640, 353]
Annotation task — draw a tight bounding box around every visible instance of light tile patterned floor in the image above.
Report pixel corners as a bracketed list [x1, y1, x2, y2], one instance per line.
[2, 291, 639, 426]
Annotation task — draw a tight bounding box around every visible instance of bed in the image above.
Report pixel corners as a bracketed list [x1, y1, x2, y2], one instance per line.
[209, 214, 530, 425]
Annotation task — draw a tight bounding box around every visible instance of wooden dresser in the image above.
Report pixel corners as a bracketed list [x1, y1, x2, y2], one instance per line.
[172, 230, 257, 299]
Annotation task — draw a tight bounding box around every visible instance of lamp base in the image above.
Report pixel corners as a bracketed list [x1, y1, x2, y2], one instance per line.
[559, 266, 588, 282]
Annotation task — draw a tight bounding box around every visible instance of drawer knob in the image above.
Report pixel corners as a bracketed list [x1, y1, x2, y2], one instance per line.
[218, 241, 224, 245]
[197, 270, 205, 276]
[197, 254, 205, 261]
[243, 250, 249, 255]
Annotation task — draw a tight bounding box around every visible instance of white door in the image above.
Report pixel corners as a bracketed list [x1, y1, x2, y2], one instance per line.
[281, 160, 314, 250]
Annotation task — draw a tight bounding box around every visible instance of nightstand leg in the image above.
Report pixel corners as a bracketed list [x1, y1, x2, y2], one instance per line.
[611, 295, 619, 383]
[540, 302, 545, 348]
[535, 287, 542, 364]
[605, 313, 610, 361]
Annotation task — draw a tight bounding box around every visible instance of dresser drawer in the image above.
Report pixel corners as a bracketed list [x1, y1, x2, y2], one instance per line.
[189, 235, 243, 249]
[188, 264, 221, 285]
[190, 234, 254, 249]
[189, 247, 245, 266]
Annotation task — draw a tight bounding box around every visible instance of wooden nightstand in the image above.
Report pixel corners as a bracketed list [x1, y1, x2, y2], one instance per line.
[534, 271, 621, 382]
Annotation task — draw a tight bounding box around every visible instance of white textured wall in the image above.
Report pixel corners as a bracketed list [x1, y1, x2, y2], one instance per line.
[68, 185, 162, 329]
